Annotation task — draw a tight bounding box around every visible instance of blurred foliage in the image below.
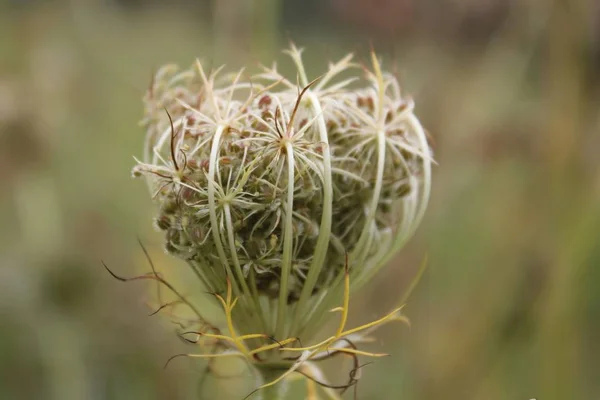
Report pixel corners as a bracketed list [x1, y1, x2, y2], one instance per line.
[1, 0, 598, 399]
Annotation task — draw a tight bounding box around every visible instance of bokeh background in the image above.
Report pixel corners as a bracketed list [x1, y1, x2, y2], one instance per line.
[1, 0, 599, 399]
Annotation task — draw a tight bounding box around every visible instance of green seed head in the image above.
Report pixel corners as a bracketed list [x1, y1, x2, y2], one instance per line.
[134, 46, 432, 341]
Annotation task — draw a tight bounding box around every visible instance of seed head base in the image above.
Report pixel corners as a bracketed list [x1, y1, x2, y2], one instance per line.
[104, 243, 426, 399]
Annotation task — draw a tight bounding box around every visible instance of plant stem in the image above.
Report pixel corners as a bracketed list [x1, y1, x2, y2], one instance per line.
[275, 141, 295, 340]
[289, 92, 333, 336]
[257, 367, 285, 400]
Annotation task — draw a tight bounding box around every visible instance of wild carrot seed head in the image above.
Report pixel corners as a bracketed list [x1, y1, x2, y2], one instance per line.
[133, 46, 432, 340]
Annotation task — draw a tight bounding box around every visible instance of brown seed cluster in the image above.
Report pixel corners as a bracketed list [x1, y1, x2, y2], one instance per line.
[134, 49, 431, 304]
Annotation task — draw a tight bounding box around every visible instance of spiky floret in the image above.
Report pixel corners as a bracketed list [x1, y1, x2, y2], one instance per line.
[130, 45, 432, 398]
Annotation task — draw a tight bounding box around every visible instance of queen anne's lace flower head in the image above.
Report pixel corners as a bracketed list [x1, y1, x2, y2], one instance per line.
[131, 45, 432, 397]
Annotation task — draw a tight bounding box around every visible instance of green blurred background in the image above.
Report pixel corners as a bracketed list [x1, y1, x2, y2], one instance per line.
[1, 0, 599, 399]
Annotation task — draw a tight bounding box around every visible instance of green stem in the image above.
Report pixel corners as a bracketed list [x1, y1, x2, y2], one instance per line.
[275, 141, 295, 340]
[224, 203, 268, 333]
[358, 113, 432, 287]
[207, 125, 240, 294]
[256, 367, 286, 400]
[290, 92, 333, 337]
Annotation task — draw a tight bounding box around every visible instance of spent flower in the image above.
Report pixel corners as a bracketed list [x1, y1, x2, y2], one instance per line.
[126, 45, 432, 399]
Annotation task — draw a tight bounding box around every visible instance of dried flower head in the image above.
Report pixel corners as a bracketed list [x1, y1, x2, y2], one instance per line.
[130, 45, 432, 398]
